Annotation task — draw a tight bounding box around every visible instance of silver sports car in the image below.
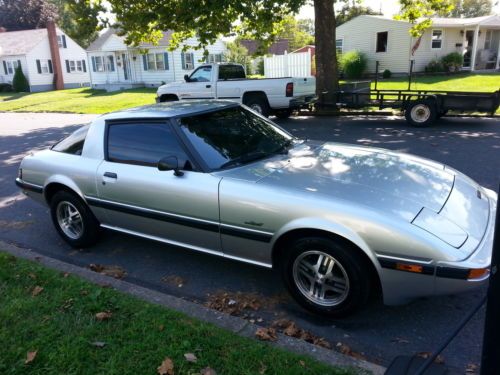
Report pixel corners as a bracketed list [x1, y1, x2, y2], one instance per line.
[16, 101, 496, 316]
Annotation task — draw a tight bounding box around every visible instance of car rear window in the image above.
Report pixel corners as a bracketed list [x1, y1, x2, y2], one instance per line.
[218, 65, 246, 80]
[52, 125, 89, 155]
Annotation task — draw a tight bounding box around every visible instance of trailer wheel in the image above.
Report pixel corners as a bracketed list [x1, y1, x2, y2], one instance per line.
[405, 100, 437, 127]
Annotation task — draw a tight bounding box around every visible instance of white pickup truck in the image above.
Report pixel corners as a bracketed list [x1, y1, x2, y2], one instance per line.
[156, 63, 316, 118]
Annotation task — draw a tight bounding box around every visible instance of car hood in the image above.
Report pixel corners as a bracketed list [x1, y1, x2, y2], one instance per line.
[221, 141, 455, 222]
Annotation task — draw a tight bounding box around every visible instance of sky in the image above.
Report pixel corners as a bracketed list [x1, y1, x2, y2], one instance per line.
[298, 0, 500, 19]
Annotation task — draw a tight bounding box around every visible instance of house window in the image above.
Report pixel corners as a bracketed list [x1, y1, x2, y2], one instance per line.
[207, 53, 223, 63]
[95, 56, 104, 72]
[336, 39, 343, 53]
[145, 53, 166, 71]
[4, 60, 19, 75]
[40, 60, 50, 74]
[106, 55, 115, 71]
[376, 31, 388, 53]
[57, 35, 63, 48]
[431, 30, 443, 49]
[484, 30, 492, 50]
[76, 60, 83, 72]
[69, 60, 76, 72]
[182, 52, 194, 70]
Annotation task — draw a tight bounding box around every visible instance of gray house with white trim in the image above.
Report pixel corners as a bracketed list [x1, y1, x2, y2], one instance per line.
[86, 29, 227, 91]
[0, 26, 90, 92]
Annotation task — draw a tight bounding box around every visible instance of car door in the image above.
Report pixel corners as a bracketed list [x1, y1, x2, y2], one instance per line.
[95, 119, 222, 253]
[178, 66, 215, 100]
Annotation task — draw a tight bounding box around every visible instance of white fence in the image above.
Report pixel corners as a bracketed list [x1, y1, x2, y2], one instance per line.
[264, 49, 312, 78]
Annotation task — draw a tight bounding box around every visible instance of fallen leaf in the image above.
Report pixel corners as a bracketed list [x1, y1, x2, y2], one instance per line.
[25, 350, 37, 364]
[31, 286, 44, 296]
[417, 352, 445, 364]
[63, 272, 70, 278]
[184, 353, 197, 363]
[89, 264, 127, 279]
[255, 327, 277, 342]
[465, 363, 478, 374]
[391, 337, 410, 344]
[271, 319, 331, 349]
[91, 341, 106, 348]
[299, 360, 305, 367]
[200, 367, 217, 375]
[162, 275, 186, 288]
[336, 342, 366, 360]
[158, 324, 165, 331]
[157, 357, 174, 375]
[28, 273, 37, 279]
[258, 361, 267, 374]
[204, 291, 283, 316]
[95, 311, 112, 321]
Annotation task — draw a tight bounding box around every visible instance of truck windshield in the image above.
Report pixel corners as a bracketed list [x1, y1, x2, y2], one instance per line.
[178, 106, 294, 170]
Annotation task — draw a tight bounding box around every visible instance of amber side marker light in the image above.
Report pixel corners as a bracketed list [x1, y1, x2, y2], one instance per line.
[395, 263, 423, 273]
[468, 268, 490, 280]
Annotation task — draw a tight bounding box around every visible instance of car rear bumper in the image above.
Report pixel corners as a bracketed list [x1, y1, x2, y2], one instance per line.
[289, 95, 316, 109]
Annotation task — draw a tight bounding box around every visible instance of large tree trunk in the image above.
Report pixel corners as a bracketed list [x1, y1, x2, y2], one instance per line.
[314, 0, 338, 103]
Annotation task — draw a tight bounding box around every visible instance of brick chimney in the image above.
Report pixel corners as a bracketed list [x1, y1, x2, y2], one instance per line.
[46, 21, 64, 90]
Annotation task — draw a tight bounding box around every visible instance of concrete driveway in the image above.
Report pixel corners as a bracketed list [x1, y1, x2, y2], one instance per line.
[1, 112, 499, 373]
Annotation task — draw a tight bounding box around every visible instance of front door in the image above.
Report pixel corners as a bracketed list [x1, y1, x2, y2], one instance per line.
[179, 65, 215, 100]
[95, 119, 222, 252]
[121, 53, 131, 81]
[463, 30, 475, 68]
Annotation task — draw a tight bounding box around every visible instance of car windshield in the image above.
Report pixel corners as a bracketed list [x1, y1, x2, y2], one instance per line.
[178, 106, 295, 170]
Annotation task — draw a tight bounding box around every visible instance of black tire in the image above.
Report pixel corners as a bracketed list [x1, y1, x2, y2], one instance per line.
[244, 96, 270, 117]
[159, 95, 179, 103]
[405, 100, 437, 127]
[280, 236, 371, 317]
[274, 109, 293, 119]
[50, 190, 100, 248]
[437, 109, 448, 119]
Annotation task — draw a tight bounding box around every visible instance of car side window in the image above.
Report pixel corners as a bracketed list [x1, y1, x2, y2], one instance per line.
[107, 122, 194, 169]
[189, 66, 212, 82]
[52, 125, 89, 155]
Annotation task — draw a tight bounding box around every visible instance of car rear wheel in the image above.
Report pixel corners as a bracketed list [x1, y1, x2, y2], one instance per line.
[244, 96, 270, 117]
[405, 100, 437, 127]
[281, 236, 371, 317]
[274, 109, 293, 119]
[50, 190, 100, 248]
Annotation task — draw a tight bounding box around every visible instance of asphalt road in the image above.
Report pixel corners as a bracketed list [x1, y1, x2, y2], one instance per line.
[1, 112, 499, 373]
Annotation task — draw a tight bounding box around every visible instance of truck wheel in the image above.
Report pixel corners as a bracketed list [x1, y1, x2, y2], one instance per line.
[405, 100, 437, 127]
[280, 236, 371, 317]
[245, 97, 270, 117]
[274, 109, 293, 119]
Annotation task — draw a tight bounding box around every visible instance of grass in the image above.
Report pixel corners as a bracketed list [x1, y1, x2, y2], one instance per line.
[0, 87, 156, 114]
[371, 73, 500, 92]
[0, 252, 352, 375]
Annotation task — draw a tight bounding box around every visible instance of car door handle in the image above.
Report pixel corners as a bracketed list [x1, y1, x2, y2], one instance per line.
[206, 84, 211, 88]
[103, 172, 117, 179]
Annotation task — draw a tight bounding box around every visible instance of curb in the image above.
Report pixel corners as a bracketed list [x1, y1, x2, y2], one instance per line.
[0, 240, 386, 375]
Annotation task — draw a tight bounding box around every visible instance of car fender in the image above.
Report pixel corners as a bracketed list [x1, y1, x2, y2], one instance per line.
[44, 174, 86, 202]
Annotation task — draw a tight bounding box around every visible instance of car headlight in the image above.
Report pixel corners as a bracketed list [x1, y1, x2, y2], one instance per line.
[412, 207, 468, 248]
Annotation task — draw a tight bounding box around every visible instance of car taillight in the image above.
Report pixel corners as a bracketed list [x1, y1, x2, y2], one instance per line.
[286, 82, 293, 97]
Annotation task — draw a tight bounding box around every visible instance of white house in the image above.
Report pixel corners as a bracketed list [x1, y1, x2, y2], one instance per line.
[336, 14, 500, 74]
[86, 29, 227, 91]
[0, 23, 90, 92]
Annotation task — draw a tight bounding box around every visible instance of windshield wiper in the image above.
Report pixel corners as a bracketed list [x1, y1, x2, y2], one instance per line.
[274, 139, 294, 154]
[219, 151, 273, 170]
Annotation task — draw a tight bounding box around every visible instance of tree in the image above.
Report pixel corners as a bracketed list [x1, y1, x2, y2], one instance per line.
[49, 0, 105, 48]
[224, 41, 254, 75]
[439, 0, 493, 17]
[12, 65, 30, 92]
[396, 0, 455, 36]
[272, 15, 314, 51]
[90, 0, 340, 98]
[0, 0, 57, 31]
[336, 0, 380, 26]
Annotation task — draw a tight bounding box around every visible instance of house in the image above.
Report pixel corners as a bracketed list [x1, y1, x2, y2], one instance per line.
[239, 39, 290, 55]
[0, 22, 90, 92]
[336, 14, 500, 74]
[86, 29, 227, 91]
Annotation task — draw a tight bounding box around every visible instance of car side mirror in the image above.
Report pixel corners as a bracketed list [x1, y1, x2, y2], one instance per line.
[184, 74, 190, 82]
[158, 156, 184, 177]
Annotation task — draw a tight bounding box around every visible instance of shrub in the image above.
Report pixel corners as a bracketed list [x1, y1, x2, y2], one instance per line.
[425, 59, 444, 73]
[12, 65, 29, 92]
[441, 52, 463, 73]
[382, 69, 392, 79]
[339, 50, 367, 79]
[0, 83, 13, 92]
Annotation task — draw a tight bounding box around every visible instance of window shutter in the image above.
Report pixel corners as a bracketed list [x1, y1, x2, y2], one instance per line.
[82, 60, 86, 72]
[164, 53, 169, 70]
[65, 60, 70, 73]
[181, 52, 185, 69]
[36, 59, 42, 74]
[142, 55, 148, 71]
[190, 53, 194, 68]
[2, 61, 7, 75]
[62, 35, 67, 48]
[91, 56, 96, 72]
[109, 56, 115, 71]
[48, 60, 53, 73]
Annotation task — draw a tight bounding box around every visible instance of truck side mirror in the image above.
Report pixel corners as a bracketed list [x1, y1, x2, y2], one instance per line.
[184, 74, 190, 82]
[158, 156, 184, 177]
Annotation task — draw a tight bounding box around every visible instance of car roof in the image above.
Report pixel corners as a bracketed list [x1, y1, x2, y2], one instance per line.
[99, 100, 239, 121]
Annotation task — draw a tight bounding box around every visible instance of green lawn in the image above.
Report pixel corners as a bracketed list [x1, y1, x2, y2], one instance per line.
[0, 87, 156, 114]
[0, 252, 352, 375]
[372, 73, 500, 92]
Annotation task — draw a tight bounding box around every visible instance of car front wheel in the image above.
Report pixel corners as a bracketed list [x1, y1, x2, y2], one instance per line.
[50, 190, 100, 248]
[281, 236, 371, 317]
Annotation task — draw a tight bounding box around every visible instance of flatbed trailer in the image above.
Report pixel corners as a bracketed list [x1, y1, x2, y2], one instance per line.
[331, 88, 500, 126]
